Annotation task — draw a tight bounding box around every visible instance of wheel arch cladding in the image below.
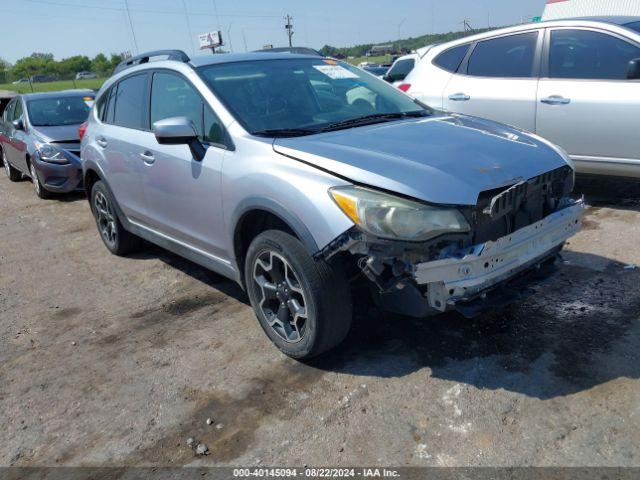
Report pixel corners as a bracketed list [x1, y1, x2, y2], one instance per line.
[231, 199, 320, 287]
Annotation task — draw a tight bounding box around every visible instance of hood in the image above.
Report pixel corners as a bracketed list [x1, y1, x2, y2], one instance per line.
[30, 124, 81, 143]
[273, 114, 571, 206]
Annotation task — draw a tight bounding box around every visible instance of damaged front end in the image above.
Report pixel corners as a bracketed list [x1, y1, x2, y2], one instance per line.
[321, 165, 586, 318]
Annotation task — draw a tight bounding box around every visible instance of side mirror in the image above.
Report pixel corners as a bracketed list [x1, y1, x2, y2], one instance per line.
[627, 58, 640, 80]
[153, 116, 206, 161]
[12, 118, 24, 131]
[382, 75, 392, 83]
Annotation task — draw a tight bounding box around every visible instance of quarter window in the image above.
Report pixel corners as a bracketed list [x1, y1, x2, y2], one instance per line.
[549, 29, 640, 80]
[467, 32, 539, 78]
[433, 44, 470, 73]
[112, 73, 148, 129]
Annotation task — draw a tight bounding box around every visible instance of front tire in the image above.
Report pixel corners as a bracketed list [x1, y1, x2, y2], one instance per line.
[245, 230, 352, 359]
[2, 149, 21, 182]
[90, 180, 141, 256]
[29, 161, 54, 199]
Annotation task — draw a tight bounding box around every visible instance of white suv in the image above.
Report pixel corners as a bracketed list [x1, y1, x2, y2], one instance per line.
[401, 17, 640, 179]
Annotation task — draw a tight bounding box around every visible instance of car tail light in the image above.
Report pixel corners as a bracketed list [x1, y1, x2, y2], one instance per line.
[78, 121, 88, 141]
[398, 83, 411, 92]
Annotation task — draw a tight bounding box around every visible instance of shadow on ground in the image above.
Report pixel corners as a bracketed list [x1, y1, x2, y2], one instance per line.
[120, 178, 640, 401]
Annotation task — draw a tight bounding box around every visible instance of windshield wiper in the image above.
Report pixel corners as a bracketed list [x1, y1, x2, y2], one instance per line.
[252, 128, 319, 138]
[319, 110, 429, 132]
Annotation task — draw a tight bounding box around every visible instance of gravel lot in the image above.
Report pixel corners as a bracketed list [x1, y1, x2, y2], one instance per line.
[1, 174, 639, 467]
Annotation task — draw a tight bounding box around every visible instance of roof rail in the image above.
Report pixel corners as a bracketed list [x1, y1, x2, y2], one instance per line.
[113, 50, 191, 74]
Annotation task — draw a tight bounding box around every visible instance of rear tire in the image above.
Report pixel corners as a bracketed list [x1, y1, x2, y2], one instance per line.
[90, 180, 141, 256]
[2, 149, 21, 182]
[245, 230, 352, 359]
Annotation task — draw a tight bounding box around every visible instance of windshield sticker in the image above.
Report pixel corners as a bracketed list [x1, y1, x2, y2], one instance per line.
[313, 65, 359, 79]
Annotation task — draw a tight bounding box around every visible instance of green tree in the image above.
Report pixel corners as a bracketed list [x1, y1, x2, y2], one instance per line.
[91, 53, 111, 76]
[11, 53, 57, 78]
[109, 53, 125, 71]
[57, 55, 92, 76]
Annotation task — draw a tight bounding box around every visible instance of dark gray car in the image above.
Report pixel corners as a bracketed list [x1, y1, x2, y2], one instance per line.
[0, 90, 94, 198]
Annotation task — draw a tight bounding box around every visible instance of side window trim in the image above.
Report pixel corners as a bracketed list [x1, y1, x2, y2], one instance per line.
[458, 29, 543, 79]
[148, 68, 234, 151]
[541, 26, 640, 80]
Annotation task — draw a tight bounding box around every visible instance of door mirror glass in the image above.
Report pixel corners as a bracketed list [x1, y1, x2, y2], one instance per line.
[153, 116, 206, 161]
[12, 118, 24, 130]
[628, 58, 640, 79]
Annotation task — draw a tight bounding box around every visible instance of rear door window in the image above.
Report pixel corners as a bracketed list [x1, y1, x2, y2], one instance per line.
[433, 44, 470, 72]
[548, 29, 640, 80]
[467, 32, 539, 77]
[112, 73, 148, 129]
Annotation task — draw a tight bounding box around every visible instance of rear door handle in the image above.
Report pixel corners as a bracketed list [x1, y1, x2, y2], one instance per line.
[541, 95, 570, 105]
[96, 137, 108, 148]
[448, 93, 470, 101]
[139, 151, 155, 164]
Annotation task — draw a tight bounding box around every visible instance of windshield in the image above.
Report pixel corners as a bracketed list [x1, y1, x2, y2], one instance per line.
[624, 20, 640, 34]
[197, 58, 431, 136]
[27, 96, 93, 127]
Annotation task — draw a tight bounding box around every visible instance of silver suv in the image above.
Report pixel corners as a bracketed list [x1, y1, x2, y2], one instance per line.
[81, 50, 585, 358]
[401, 16, 640, 178]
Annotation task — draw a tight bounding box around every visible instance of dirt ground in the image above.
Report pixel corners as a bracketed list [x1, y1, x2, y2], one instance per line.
[1, 174, 639, 467]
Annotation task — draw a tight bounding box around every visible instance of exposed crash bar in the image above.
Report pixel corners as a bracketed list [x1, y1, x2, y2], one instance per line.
[415, 200, 586, 311]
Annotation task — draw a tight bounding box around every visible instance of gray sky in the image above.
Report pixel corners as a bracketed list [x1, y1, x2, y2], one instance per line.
[2, 0, 548, 62]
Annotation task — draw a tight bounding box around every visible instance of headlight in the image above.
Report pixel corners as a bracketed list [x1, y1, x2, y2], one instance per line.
[35, 142, 69, 164]
[329, 186, 470, 241]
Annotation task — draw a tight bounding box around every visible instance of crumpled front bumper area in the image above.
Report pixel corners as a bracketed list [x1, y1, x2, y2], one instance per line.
[414, 200, 586, 312]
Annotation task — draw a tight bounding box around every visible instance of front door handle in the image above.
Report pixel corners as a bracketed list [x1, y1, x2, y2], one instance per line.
[448, 93, 470, 101]
[96, 137, 108, 148]
[541, 95, 571, 105]
[139, 151, 155, 164]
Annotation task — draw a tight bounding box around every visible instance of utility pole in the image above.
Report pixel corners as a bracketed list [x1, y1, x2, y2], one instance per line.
[284, 14, 294, 47]
[462, 19, 473, 32]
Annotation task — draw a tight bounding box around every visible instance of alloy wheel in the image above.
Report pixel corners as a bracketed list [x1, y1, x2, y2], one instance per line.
[2, 152, 9, 178]
[94, 191, 118, 248]
[30, 163, 40, 196]
[253, 250, 308, 343]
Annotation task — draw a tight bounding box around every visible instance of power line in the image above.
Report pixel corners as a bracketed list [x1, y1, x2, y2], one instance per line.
[20, 0, 283, 18]
[123, 0, 139, 54]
